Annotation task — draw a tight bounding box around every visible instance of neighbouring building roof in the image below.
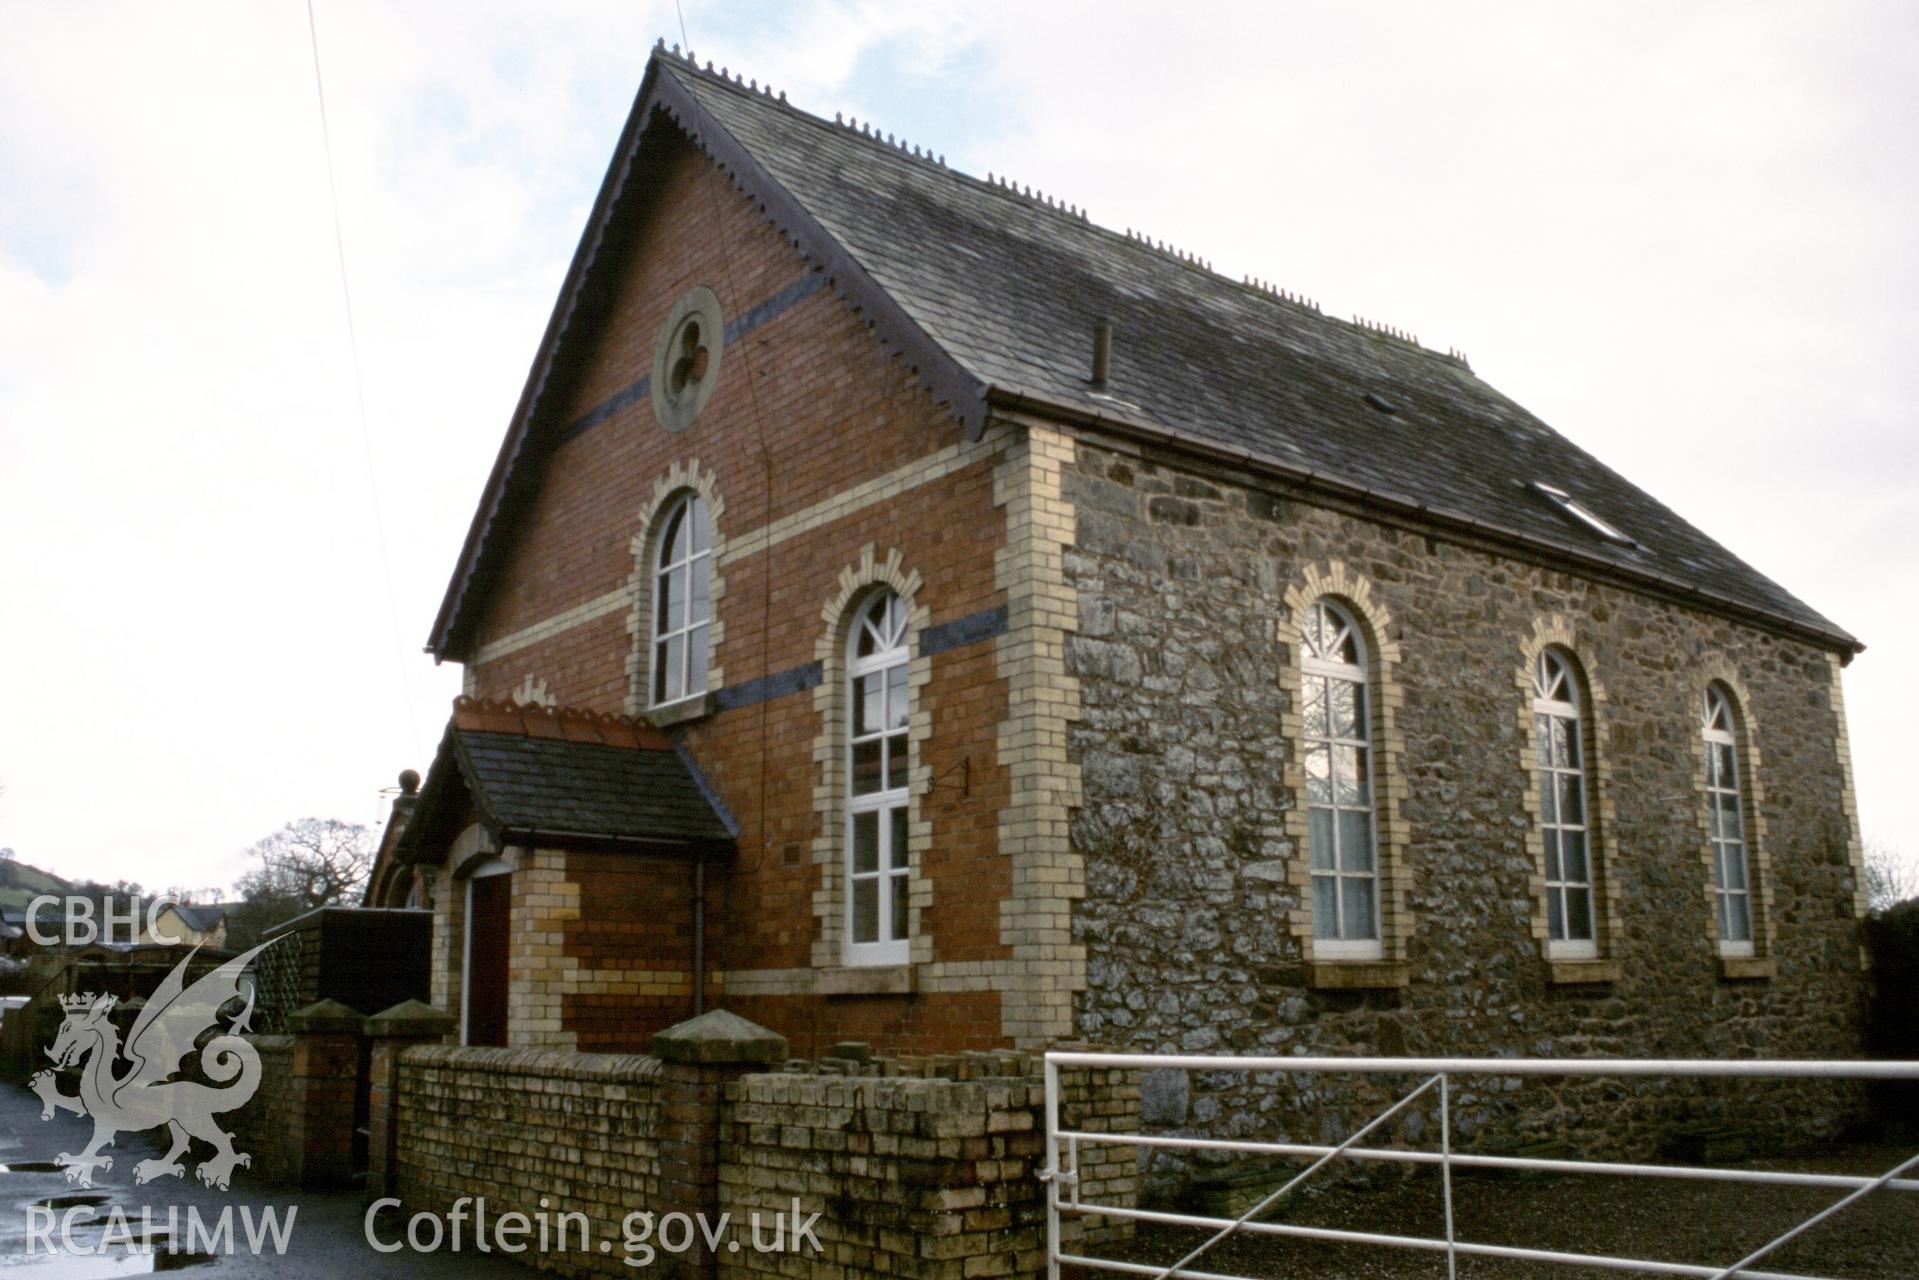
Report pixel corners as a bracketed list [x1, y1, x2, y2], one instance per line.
[426, 46, 1858, 661]
[165, 903, 236, 934]
[396, 699, 738, 862]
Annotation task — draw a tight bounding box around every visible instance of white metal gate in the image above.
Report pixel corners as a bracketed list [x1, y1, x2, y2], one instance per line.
[1043, 1052, 1919, 1280]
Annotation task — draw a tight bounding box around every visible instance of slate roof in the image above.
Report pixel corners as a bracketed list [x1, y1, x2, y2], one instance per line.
[167, 903, 234, 933]
[458, 732, 735, 845]
[397, 699, 736, 860]
[427, 46, 1856, 658]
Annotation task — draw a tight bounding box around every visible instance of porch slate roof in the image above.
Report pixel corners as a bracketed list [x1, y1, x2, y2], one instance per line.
[457, 729, 736, 846]
[396, 699, 737, 862]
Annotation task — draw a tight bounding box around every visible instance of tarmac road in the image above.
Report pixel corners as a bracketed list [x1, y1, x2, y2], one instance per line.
[1, 1083, 537, 1280]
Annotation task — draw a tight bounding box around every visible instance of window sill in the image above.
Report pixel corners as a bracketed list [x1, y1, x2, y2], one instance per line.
[1307, 960, 1409, 991]
[646, 691, 714, 728]
[1717, 955, 1777, 982]
[1546, 958, 1621, 986]
[816, 965, 915, 997]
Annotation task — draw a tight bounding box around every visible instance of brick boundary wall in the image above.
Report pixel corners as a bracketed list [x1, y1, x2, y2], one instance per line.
[228, 1034, 295, 1185]
[395, 1045, 666, 1277]
[377, 1032, 1137, 1279]
[718, 1049, 1139, 1279]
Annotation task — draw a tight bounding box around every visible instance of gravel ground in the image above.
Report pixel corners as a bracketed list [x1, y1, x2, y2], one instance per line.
[1072, 1139, 1919, 1279]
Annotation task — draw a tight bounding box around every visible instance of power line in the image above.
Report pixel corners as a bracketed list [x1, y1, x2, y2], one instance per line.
[302, 0, 427, 764]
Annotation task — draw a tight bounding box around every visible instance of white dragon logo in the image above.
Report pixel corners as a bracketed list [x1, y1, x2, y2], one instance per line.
[29, 942, 273, 1189]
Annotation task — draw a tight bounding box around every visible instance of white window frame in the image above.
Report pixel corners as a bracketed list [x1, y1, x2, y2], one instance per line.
[460, 857, 512, 1047]
[650, 493, 713, 708]
[1534, 650, 1598, 959]
[843, 592, 911, 967]
[1301, 600, 1382, 960]
[1704, 687, 1756, 957]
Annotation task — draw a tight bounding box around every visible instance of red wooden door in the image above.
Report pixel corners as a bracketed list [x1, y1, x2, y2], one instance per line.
[465, 874, 510, 1047]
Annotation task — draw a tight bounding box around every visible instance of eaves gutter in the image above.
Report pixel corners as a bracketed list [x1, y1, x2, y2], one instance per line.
[489, 826, 736, 858]
[986, 386, 1865, 662]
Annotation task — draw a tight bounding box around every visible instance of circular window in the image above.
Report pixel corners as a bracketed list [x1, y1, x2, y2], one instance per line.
[651, 286, 724, 432]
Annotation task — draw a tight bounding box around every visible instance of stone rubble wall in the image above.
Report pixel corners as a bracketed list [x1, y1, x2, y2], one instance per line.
[1062, 439, 1869, 1187]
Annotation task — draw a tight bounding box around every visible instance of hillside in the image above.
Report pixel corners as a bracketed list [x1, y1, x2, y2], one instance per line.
[0, 859, 74, 911]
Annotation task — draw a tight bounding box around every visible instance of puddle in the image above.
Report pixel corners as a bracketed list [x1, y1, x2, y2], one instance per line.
[1, 1162, 65, 1173]
[153, 1250, 217, 1271]
[33, 1193, 112, 1211]
[5, 1250, 216, 1278]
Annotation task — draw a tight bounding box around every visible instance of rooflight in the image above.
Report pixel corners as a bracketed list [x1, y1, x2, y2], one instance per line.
[1531, 482, 1635, 546]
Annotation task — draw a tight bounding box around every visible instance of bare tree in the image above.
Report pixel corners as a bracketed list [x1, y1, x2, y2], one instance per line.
[1866, 840, 1918, 915]
[226, 818, 376, 949]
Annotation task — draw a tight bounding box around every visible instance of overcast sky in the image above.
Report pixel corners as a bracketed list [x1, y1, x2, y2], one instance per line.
[1, 1, 1913, 895]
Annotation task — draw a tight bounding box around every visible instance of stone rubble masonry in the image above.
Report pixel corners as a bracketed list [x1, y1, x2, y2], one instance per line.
[413, 96, 1869, 1139]
[1275, 561, 1413, 979]
[1825, 652, 1873, 936]
[1061, 435, 1869, 1171]
[1688, 661, 1781, 976]
[1514, 615, 1628, 981]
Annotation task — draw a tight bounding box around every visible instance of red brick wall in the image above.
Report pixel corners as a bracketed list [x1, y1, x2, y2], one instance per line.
[459, 131, 1015, 1055]
[563, 850, 698, 1052]
[724, 989, 1005, 1060]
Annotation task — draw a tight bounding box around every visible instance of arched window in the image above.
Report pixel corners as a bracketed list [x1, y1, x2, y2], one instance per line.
[845, 590, 911, 964]
[1533, 649, 1595, 957]
[651, 494, 712, 706]
[1703, 686, 1754, 955]
[1302, 600, 1379, 956]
